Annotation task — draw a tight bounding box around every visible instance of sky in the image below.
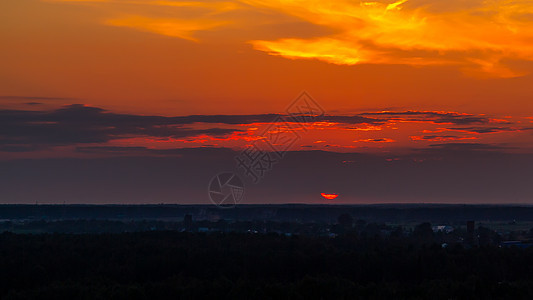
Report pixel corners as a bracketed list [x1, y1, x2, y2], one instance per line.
[1, 0, 533, 204]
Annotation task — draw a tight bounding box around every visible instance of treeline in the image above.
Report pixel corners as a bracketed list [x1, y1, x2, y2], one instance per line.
[1, 231, 533, 299]
[3, 204, 533, 223]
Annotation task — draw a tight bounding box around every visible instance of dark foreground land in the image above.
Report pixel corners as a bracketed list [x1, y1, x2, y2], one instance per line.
[1, 231, 533, 300]
[2, 204, 533, 299]
[3, 204, 533, 223]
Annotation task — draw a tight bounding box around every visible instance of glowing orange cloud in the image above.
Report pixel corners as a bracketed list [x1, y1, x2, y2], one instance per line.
[410, 135, 478, 142]
[246, 0, 533, 77]
[106, 16, 228, 41]
[353, 138, 395, 143]
[46, 0, 533, 77]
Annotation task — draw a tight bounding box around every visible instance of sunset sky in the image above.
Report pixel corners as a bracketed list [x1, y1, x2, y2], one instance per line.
[1, 0, 533, 204]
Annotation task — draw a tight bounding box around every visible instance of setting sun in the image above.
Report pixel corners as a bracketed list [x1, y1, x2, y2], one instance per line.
[321, 193, 339, 200]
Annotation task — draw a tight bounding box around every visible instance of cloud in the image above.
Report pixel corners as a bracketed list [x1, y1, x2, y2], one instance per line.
[47, 0, 240, 41]
[106, 16, 228, 41]
[75, 145, 236, 156]
[76, 146, 149, 153]
[246, 0, 533, 77]
[0, 104, 249, 150]
[446, 126, 533, 134]
[359, 110, 490, 125]
[426, 142, 510, 152]
[0, 104, 524, 155]
[0, 144, 43, 153]
[410, 135, 478, 142]
[46, 0, 533, 76]
[0, 96, 76, 101]
[353, 138, 395, 143]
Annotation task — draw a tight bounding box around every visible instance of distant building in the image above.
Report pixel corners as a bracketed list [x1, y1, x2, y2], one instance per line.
[432, 225, 454, 233]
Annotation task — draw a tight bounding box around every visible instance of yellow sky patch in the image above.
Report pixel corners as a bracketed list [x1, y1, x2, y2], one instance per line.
[38, 0, 533, 77]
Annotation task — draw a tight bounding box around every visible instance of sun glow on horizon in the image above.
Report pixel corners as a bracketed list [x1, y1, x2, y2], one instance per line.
[321, 193, 339, 200]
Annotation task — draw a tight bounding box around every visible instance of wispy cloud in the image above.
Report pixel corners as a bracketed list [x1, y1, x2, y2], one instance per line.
[410, 135, 478, 142]
[353, 138, 396, 143]
[105, 16, 228, 41]
[46, 0, 533, 77]
[425, 142, 511, 152]
[0, 96, 77, 101]
[247, 0, 533, 77]
[1, 104, 526, 157]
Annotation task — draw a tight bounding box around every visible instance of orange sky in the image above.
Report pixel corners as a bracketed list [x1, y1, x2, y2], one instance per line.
[2, 1, 533, 204]
[1, 0, 533, 157]
[1, 0, 533, 113]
